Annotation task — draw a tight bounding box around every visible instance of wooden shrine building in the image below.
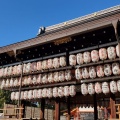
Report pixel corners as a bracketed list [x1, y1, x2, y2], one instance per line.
[0, 5, 120, 120]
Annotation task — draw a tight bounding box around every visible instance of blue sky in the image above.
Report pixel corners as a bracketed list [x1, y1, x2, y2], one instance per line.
[0, 0, 120, 47]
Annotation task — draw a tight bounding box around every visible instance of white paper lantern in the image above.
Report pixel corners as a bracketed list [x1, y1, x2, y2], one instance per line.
[107, 46, 116, 60]
[59, 71, 65, 82]
[36, 74, 42, 84]
[9, 78, 14, 88]
[102, 82, 110, 94]
[60, 56, 66, 67]
[82, 67, 89, 79]
[23, 77, 27, 86]
[37, 61, 42, 71]
[99, 48, 107, 60]
[8, 66, 13, 76]
[11, 92, 15, 100]
[23, 64, 27, 74]
[17, 77, 21, 86]
[31, 62, 37, 72]
[47, 88, 53, 98]
[83, 52, 91, 63]
[116, 45, 120, 57]
[0, 68, 4, 77]
[42, 74, 48, 84]
[32, 75, 37, 85]
[1, 79, 5, 89]
[27, 76, 32, 85]
[53, 58, 60, 68]
[64, 86, 69, 97]
[33, 89, 37, 99]
[76, 53, 84, 65]
[65, 70, 71, 81]
[69, 55, 76, 66]
[53, 87, 58, 97]
[110, 81, 117, 94]
[88, 83, 95, 95]
[91, 50, 99, 62]
[23, 91, 28, 100]
[69, 85, 76, 97]
[12, 66, 17, 75]
[15, 92, 19, 100]
[104, 64, 112, 76]
[58, 87, 64, 98]
[112, 62, 120, 75]
[14, 78, 18, 87]
[20, 91, 24, 100]
[96, 65, 104, 77]
[95, 82, 102, 94]
[28, 90, 33, 100]
[75, 68, 82, 80]
[37, 89, 42, 98]
[26, 63, 31, 73]
[42, 60, 47, 70]
[17, 64, 22, 75]
[6, 79, 9, 88]
[4, 67, 8, 76]
[42, 88, 47, 98]
[81, 83, 88, 95]
[47, 59, 53, 69]
[89, 66, 96, 79]
[48, 73, 53, 83]
[53, 72, 59, 82]
[117, 80, 120, 92]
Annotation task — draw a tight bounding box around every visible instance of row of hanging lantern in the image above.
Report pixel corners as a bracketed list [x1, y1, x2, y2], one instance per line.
[0, 56, 66, 78]
[11, 85, 76, 100]
[75, 62, 120, 80]
[69, 45, 119, 66]
[1, 70, 72, 89]
[81, 80, 120, 95]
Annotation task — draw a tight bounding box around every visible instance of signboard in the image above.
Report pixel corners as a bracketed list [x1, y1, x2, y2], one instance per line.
[80, 112, 94, 120]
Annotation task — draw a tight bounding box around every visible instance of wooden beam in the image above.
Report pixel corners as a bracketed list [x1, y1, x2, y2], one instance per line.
[40, 99, 45, 120]
[55, 98, 60, 120]
[110, 93, 116, 119]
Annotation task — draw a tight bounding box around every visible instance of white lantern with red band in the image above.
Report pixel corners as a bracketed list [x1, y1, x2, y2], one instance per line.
[75, 68, 82, 80]
[37, 89, 42, 98]
[64, 86, 69, 97]
[104, 64, 112, 76]
[17, 65, 22, 75]
[110, 81, 117, 94]
[36, 74, 42, 84]
[95, 82, 102, 94]
[107, 46, 116, 60]
[54, 72, 59, 82]
[69, 55, 76, 66]
[112, 62, 120, 75]
[81, 83, 88, 95]
[58, 87, 64, 98]
[31, 62, 37, 72]
[27, 75, 32, 85]
[47, 88, 53, 98]
[69, 85, 76, 97]
[23, 91, 28, 100]
[82, 67, 89, 79]
[23, 64, 26, 74]
[117, 80, 120, 92]
[11, 92, 15, 100]
[37, 61, 42, 71]
[20, 91, 24, 100]
[32, 75, 37, 85]
[60, 56, 66, 67]
[91, 50, 99, 62]
[96, 65, 104, 77]
[33, 89, 37, 99]
[53, 58, 60, 68]
[8, 66, 13, 76]
[1, 79, 5, 89]
[76, 53, 84, 65]
[42, 88, 47, 98]
[116, 45, 120, 57]
[102, 82, 110, 94]
[42, 74, 48, 84]
[0, 68, 4, 77]
[4, 67, 8, 76]
[59, 71, 65, 82]
[83, 51, 91, 63]
[48, 73, 53, 83]
[53, 87, 58, 97]
[28, 90, 33, 100]
[99, 48, 107, 60]
[26, 63, 31, 73]
[88, 83, 95, 95]
[65, 70, 71, 81]
[89, 66, 96, 79]
[42, 60, 47, 70]
[6, 79, 9, 88]
[47, 59, 53, 69]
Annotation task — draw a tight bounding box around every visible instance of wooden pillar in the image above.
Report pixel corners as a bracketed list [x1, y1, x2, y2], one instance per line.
[40, 99, 45, 120]
[110, 93, 116, 118]
[93, 93, 98, 120]
[55, 98, 60, 120]
[67, 97, 70, 120]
